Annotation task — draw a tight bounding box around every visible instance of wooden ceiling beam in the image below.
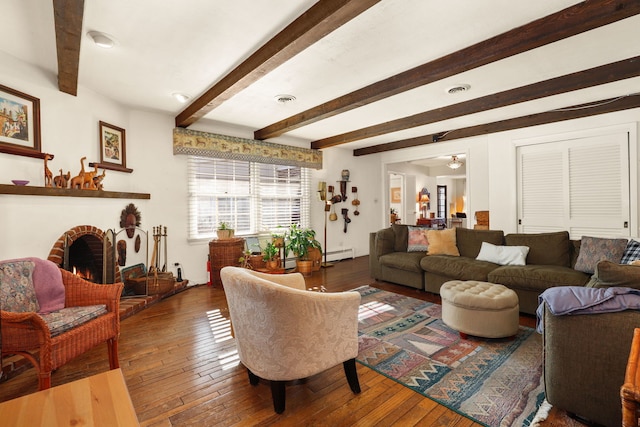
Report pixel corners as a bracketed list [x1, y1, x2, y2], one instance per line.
[256, 0, 640, 141]
[53, 0, 84, 96]
[175, 0, 381, 128]
[353, 94, 640, 156]
[312, 56, 640, 149]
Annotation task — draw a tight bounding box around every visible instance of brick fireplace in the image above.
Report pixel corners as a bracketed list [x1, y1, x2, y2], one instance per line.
[48, 225, 119, 284]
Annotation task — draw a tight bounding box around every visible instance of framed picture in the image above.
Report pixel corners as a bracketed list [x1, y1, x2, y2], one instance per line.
[0, 84, 41, 155]
[99, 121, 126, 167]
[391, 187, 401, 203]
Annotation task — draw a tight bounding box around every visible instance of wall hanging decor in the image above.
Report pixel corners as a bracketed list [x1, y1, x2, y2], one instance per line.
[0, 83, 41, 157]
[99, 121, 127, 168]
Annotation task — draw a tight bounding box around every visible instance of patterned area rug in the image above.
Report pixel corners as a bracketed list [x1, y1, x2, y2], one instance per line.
[355, 286, 545, 427]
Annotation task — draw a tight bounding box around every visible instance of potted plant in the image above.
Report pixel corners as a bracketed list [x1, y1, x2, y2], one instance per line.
[262, 242, 280, 270]
[216, 221, 235, 239]
[271, 228, 286, 248]
[286, 224, 322, 276]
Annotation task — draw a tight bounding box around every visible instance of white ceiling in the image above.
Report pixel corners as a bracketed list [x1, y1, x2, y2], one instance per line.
[3, 1, 640, 152]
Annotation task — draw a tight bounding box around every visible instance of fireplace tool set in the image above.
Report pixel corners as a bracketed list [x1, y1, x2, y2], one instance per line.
[148, 225, 175, 294]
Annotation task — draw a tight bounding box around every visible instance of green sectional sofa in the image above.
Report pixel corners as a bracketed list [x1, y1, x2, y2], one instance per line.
[369, 225, 591, 314]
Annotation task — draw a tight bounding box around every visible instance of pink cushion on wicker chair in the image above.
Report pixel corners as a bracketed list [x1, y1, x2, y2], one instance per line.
[4, 257, 65, 313]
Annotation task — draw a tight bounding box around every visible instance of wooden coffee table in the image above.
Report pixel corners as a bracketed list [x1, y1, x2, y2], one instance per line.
[0, 368, 139, 426]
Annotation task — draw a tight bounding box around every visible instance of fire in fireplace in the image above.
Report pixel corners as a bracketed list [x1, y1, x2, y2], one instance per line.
[48, 225, 118, 284]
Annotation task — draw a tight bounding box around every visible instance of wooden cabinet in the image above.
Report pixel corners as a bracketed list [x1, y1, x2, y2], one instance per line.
[209, 238, 245, 287]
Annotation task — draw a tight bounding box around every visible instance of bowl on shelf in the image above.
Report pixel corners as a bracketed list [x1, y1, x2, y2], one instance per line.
[11, 180, 29, 186]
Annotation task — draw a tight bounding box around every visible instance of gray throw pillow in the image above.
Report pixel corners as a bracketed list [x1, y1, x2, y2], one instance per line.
[575, 236, 628, 274]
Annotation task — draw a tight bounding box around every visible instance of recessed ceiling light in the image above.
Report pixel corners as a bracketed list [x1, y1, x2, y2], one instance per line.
[87, 31, 115, 49]
[274, 94, 296, 103]
[446, 84, 471, 94]
[172, 93, 190, 103]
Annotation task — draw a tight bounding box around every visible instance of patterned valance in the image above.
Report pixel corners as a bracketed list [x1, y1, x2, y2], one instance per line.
[173, 128, 323, 169]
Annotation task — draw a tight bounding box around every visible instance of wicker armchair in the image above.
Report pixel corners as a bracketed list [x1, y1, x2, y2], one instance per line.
[1, 263, 123, 390]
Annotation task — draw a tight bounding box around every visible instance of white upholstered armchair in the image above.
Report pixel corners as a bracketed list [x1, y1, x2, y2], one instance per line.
[220, 266, 361, 413]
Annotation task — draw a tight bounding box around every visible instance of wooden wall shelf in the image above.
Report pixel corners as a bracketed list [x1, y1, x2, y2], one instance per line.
[89, 162, 133, 173]
[0, 184, 150, 199]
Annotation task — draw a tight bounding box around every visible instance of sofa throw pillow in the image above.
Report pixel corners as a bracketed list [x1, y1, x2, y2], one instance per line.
[407, 226, 429, 252]
[0, 259, 40, 313]
[587, 260, 640, 290]
[426, 228, 460, 256]
[575, 236, 628, 274]
[621, 239, 640, 264]
[476, 241, 529, 266]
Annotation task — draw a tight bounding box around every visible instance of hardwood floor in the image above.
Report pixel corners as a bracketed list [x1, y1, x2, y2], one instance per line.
[0, 256, 583, 426]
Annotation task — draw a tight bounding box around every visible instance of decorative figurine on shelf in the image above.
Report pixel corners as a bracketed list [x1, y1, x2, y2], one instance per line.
[70, 156, 101, 190]
[93, 169, 106, 190]
[44, 153, 53, 187]
[53, 169, 70, 188]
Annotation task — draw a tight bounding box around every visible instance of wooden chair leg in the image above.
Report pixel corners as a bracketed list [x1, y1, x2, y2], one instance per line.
[247, 369, 259, 386]
[107, 339, 120, 369]
[343, 358, 361, 394]
[270, 380, 286, 414]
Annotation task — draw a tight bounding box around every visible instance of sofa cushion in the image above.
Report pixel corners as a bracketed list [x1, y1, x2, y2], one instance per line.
[407, 226, 429, 252]
[39, 304, 108, 337]
[0, 259, 40, 313]
[488, 265, 590, 293]
[476, 242, 529, 266]
[379, 252, 425, 273]
[456, 228, 504, 258]
[421, 255, 499, 281]
[426, 228, 459, 256]
[621, 239, 640, 264]
[392, 224, 409, 252]
[574, 236, 628, 274]
[505, 231, 571, 267]
[587, 260, 640, 290]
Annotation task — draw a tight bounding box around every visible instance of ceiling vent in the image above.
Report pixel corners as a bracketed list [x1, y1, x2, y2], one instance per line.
[446, 84, 471, 95]
[274, 94, 296, 103]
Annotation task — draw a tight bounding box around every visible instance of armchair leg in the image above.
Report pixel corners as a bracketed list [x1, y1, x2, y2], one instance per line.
[343, 358, 361, 394]
[270, 380, 286, 414]
[39, 373, 52, 391]
[247, 369, 259, 386]
[107, 339, 120, 369]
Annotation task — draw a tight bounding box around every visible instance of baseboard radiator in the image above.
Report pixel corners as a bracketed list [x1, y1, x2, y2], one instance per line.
[283, 247, 354, 268]
[324, 248, 355, 262]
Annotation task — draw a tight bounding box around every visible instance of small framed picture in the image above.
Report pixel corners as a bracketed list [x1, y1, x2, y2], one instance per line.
[0, 84, 41, 155]
[99, 121, 126, 167]
[391, 187, 401, 203]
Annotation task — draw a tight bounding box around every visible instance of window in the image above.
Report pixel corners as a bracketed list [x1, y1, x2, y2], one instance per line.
[188, 157, 311, 240]
[437, 185, 447, 218]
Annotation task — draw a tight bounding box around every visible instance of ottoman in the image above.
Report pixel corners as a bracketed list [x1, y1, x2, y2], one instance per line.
[440, 280, 519, 339]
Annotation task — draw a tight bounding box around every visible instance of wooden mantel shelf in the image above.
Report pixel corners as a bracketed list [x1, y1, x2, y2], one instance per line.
[0, 184, 150, 199]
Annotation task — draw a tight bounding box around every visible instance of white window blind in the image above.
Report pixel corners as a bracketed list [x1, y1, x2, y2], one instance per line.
[188, 157, 311, 240]
[517, 131, 630, 238]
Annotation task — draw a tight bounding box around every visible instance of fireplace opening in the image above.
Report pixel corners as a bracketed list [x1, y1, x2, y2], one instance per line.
[48, 225, 118, 285]
[67, 235, 103, 283]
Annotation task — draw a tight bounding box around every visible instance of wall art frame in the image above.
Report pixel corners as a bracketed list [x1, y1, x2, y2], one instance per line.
[391, 187, 401, 203]
[0, 83, 41, 157]
[99, 121, 126, 167]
